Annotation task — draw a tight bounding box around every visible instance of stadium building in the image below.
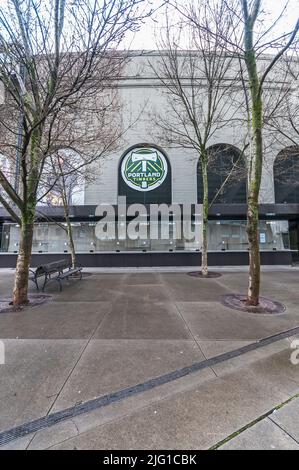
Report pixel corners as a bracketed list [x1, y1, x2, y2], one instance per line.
[0, 52, 298, 267]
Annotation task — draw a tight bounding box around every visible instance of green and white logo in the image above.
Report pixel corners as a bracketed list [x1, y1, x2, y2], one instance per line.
[121, 147, 168, 191]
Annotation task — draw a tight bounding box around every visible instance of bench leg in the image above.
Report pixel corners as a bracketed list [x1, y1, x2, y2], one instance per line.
[42, 281, 46, 292]
[42, 275, 49, 292]
[30, 279, 39, 291]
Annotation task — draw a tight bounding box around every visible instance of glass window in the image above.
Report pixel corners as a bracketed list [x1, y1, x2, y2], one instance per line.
[274, 146, 299, 203]
[0, 219, 290, 253]
[208, 220, 290, 251]
[198, 144, 247, 204]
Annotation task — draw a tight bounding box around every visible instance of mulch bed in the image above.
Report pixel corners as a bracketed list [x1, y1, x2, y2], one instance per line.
[0, 295, 52, 314]
[187, 271, 222, 278]
[221, 293, 286, 314]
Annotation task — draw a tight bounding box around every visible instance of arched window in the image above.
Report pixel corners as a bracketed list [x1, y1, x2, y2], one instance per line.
[274, 146, 299, 203]
[197, 144, 247, 204]
[40, 149, 85, 206]
[118, 145, 172, 204]
[0, 153, 13, 203]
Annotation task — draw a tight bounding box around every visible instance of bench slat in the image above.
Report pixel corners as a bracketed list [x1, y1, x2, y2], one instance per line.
[58, 268, 82, 279]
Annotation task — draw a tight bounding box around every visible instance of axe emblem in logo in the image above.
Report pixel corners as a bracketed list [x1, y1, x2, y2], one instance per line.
[121, 147, 168, 191]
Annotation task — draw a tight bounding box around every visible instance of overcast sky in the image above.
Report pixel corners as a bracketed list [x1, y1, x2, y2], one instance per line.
[124, 0, 299, 50]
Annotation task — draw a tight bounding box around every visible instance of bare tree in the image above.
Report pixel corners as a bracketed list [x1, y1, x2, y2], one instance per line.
[35, 84, 124, 269]
[240, 0, 298, 305]
[265, 54, 299, 148]
[0, 0, 154, 305]
[263, 54, 299, 202]
[150, 4, 247, 276]
[42, 150, 88, 269]
[174, 0, 299, 305]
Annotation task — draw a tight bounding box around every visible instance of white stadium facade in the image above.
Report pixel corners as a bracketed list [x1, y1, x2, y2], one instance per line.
[0, 51, 298, 267]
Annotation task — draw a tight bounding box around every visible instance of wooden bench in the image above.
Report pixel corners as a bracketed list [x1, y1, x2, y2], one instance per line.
[29, 259, 82, 292]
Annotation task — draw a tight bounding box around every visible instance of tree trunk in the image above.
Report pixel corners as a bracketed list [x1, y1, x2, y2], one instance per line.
[201, 156, 209, 276]
[246, 111, 262, 305]
[63, 203, 76, 268]
[66, 216, 76, 268]
[12, 127, 42, 306]
[12, 218, 34, 305]
[246, 190, 260, 305]
[243, 13, 263, 306]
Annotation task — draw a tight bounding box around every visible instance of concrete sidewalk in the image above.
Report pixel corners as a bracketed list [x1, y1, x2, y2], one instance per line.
[0, 269, 298, 449]
[218, 395, 299, 450]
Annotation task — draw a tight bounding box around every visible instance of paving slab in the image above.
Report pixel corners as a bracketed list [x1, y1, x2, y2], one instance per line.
[26, 420, 80, 451]
[27, 367, 215, 450]
[0, 339, 86, 432]
[51, 275, 126, 301]
[0, 274, 15, 298]
[212, 343, 299, 397]
[270, 397, 299, 442]
[176, 301, 299, 340]
[219, 418, 299, 450]
[214, 273, 299, 309]
[197, 340, 254, 359]
[51, 339, 204, 413]
[160, 274, 231, 302]
[118, 284, 171, 303]
[215, 274, 249, 292]
[0, 270, 298, 450]
[261, 268, 298, 286]
[0, 302, 111, 339]
[124, 273, 163, 285]
[94, 301, 191, 340]
[0, 435, 33, 450]
[208, 339, 292, 376]
[49, 348, 296, 450]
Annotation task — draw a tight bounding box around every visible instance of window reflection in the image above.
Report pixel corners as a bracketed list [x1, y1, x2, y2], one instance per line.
[0, 219, 290, 253]
[207, 220, 290, 251]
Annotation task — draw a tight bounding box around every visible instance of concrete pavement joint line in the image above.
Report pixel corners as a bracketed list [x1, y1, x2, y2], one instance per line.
[25, 431, 37, 451]
[210, 393, 299, 450]
[162, 273, 213, 364]
[45, 277, 126, 416]
[268, 416, 299, 446]
[173, 302, 216, 376]
[0, 325, 299, 447]
[45, 307, 110, 417]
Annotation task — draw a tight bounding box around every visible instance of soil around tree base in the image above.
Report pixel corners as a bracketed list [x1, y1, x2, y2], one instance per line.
[187, 271, 222, 278]
[0, 295, 52, 314]
[221, 293, 286, 314]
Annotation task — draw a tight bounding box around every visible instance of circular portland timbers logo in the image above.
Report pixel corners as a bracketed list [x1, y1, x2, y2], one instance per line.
[121, 147, 168, 191]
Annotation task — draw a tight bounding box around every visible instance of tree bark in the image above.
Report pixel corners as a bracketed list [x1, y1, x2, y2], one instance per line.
[12, 217, 34, 305]
[246, 103, 262, 305]
[243, 10, 263, 306]
[61, 188, 77, 269]
[201, 155, 209, 276]
[65, 209, 76, 268]
[12, 127, 42, 306]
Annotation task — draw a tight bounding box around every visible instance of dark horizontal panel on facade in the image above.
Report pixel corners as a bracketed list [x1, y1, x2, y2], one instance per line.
[0, 250, 292, 268]
[209, 203, 299, 219]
